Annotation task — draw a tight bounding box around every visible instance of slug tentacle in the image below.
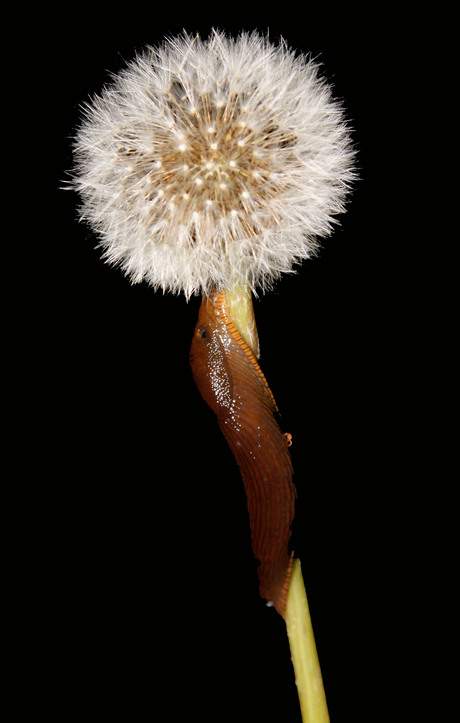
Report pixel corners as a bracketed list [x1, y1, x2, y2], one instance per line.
[190, 290, 296, 617]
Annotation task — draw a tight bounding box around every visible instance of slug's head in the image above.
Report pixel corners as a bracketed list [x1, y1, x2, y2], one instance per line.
[190, 298, 233, 417]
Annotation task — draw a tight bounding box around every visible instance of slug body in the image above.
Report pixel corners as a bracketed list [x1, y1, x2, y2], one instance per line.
[190, 290, 296, 616]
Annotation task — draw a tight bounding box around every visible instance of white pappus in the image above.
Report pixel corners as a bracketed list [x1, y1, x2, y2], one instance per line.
[72, 29, 356, 299]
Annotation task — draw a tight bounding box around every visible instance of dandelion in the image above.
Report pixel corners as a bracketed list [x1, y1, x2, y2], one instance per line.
[72, 29, 355, 299]
[71, 30, 356, 723]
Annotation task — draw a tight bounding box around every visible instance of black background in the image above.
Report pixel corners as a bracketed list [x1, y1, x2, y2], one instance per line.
[31, 4, 421, 720]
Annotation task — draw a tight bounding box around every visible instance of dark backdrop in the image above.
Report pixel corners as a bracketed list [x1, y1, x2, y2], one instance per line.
[36, 5, 416, 721]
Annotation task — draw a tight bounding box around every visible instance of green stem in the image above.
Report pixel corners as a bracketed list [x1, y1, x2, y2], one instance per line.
[285, 559, 330, 723]
[222, 285, 329, 723]
[224, 282, 260, 358]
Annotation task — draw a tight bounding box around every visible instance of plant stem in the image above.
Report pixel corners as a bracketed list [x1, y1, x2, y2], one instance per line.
[222, 284, 329, 723]
[224, 282, 260, 358]
[285, 559, 330, 723]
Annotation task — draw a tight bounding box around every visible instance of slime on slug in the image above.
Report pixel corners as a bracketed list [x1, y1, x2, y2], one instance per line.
[190, 290, 296, 617]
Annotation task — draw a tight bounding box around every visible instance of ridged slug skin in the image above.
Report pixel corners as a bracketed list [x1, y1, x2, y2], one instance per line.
[190, 290, 296, 617]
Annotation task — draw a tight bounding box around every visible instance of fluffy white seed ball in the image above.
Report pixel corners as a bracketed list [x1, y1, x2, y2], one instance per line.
[72, 30, 355, 298]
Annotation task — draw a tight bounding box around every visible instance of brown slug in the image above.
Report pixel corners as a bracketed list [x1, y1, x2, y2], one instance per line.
[190, 290, 296, 617]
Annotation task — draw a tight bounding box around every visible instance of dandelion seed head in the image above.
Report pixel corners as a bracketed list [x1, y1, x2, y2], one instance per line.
[72, 29, 356, 298]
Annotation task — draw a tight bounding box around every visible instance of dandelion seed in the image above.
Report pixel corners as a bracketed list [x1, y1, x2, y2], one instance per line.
[71, 29, 355, 299]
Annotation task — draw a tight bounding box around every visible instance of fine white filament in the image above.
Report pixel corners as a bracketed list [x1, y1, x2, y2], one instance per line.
[73, 30, 355, 298]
